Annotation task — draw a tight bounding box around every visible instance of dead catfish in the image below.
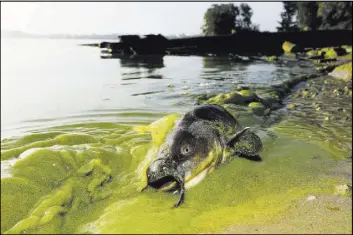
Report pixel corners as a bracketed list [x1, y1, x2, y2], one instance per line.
[141, 104, 263, 207]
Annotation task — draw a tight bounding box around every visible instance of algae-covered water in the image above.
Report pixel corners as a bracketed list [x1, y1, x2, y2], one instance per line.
[1, 38, 352, 234]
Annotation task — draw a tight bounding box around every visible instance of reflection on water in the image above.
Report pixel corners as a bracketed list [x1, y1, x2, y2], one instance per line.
[1, 38, 314, 138]
[118, 55, 164, 70]
[202, 56, 251, 69]
[103, 55, 165, 81]
[202, 57, 249, 81]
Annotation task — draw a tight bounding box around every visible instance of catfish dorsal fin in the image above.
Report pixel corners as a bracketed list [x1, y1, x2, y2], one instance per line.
[227, 127, 250, 147]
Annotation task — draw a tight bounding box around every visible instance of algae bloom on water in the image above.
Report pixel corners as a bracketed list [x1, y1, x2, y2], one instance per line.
[1, 103, 352, 234]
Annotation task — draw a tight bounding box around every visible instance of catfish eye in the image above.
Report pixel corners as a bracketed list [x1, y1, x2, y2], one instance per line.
[181, 144, 192, 155]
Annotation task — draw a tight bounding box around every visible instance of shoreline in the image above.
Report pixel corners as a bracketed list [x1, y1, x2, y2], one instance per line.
[92, 30, 352, 56]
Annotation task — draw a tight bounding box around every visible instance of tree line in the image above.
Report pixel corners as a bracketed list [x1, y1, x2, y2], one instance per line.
[202, 2, 352, 36]
[277, 1, 352, 32]
[201, 3, 259, 35]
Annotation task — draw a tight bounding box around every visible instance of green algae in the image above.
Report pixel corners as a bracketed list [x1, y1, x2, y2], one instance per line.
[1, 177, 50, 233]
[1, 110, 352, 234]
[1, 133, 101, 161]
[248, 102, 266, 115]
[237, 89, 253, 97]
[248, 102, 264, 109]
[4, 179, 74, 234]
[266, 56, 278, 62]
[320, 47, 338, 59]
[306, 47, 342, 60]
[133, 114, 180, 147]
[204, 90, 258, 106]
[77, 132, 344, 234]
[307, 49, 320, 57]
[342, 45, 352, 53]
[204, 92, 238, 105]
[255, 90, 280, 105]
[282, 41, 296, 53]
[0, 132, 63, 150]
[2, 144, 129, 234]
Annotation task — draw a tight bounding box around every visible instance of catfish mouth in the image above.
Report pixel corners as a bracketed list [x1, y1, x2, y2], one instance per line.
[147, 164, 213, 191]
[148, 176, 178, 190]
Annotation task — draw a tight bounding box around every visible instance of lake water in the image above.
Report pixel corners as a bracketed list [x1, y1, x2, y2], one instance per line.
[1, 38, 351, 234]
[1, 38, 308, 138]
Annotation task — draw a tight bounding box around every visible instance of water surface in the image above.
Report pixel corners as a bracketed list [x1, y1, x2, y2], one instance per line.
[1, 38, 351, 234]
[1, 38, 311, 138]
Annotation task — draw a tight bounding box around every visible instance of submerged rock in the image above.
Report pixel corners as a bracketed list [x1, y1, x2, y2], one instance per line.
[320, 47, 339, 59]
[205, 90, 260, 106]
[248, 102, 267, 116]
[329, 62, 352, 81]
[307, 47, 347, 60]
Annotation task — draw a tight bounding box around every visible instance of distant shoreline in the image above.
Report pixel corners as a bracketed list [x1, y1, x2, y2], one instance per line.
[1, 35, 120, 40]
[1, 30, 120, 40]
[0, 30, 204, 41]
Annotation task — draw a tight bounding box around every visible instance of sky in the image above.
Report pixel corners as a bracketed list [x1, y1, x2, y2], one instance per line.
[1, 2, 283, 35]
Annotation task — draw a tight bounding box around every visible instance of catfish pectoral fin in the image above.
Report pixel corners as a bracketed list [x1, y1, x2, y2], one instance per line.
[173, 186, 185, 208]
[227, 127, 250, 147]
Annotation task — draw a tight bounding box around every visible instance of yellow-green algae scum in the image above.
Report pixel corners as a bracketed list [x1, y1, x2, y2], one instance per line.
[1, 109, 352, 233]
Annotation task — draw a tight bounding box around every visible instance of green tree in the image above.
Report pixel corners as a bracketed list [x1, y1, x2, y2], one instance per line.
[235, 3, 260, 32]
[318, 2, 352, 30]
[277, 2, 299, 32]
[202, 4, 240, 35]
[237, 3, 253, 29]
[296, 2, 321, 30]
[201, 3, 259, 35]
[276, 1, 352, 32]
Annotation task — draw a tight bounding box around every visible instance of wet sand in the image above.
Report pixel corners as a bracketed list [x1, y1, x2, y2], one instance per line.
[222, 194, 352, 234]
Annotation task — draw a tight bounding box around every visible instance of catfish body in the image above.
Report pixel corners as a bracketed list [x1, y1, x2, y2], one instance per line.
[143, 104, 263, 207]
